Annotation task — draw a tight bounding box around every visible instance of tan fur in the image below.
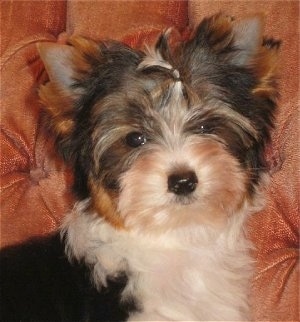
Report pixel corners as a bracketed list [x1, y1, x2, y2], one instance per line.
[252, 45, 280, 99]
[118, 138, 248, 233]
[208, 13, 279, 99]
[89, 180, 125, 230]
[39, 82, 75, 135]
[68, 35, 101, 75]
[206, 13, 234, 52]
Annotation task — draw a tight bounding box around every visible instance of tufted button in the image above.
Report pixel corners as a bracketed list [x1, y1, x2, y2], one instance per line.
[29, 167, 47, 184]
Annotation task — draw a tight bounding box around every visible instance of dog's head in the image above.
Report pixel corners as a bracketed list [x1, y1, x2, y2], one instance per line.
[38, 14, 280, 233]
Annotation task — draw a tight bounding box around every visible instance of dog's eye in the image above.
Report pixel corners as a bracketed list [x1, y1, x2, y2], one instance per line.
[125, 132, 147, 148]
[199, 124, 211, 134]
[198, 120, 217, 134]
[199, 125, 206, 133]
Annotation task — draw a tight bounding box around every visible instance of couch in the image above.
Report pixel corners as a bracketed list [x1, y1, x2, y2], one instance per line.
[1, 1, 298, 320]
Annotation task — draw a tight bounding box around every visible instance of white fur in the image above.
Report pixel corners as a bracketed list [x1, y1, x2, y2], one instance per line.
[138, 45, 174, 73]
[62, 195, 263, 321]
[117, 137, 249, 233]
[62, 113, 265, 320]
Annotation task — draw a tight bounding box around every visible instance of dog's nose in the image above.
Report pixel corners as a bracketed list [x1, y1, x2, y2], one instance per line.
[168, 171, 198, 195]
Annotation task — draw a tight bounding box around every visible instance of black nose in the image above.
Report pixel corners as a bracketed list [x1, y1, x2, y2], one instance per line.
[168, 171, 198, 196]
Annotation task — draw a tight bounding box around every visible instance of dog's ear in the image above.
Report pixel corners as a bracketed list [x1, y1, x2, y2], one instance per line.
[232, 15, 281, 100]
[38, 36, 100, 137]
[185, 13, 280, 100]
[38, 42, 77, 137]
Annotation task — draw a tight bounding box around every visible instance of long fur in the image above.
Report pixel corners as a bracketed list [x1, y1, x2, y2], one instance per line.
[0, 13, 280, 321]
[62, 198, 263, 321]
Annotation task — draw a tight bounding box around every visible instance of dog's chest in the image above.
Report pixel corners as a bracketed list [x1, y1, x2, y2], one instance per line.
[123, 248, 207, 320]
[65, 214, 251, 320]
[100, 237, 251, 321]
[99, 235, 244, 321]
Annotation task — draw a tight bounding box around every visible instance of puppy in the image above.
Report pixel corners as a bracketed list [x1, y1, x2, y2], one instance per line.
[0, 13, 280, 321]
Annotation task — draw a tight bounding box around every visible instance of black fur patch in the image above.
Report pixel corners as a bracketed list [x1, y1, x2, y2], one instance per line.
[0, 234, 138, 321]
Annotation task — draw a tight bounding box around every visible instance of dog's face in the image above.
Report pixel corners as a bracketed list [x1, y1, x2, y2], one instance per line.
[38, 14, 279, 233]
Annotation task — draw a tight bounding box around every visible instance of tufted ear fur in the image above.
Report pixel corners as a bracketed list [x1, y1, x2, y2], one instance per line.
[188, 13, 264, 63]
[37, 36, 100, 137]
[182, 13, 280, 100]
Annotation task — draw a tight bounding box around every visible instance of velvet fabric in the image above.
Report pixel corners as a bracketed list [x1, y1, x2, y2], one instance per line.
[1, 0, 72, 247]
[1, 1, 298, 320]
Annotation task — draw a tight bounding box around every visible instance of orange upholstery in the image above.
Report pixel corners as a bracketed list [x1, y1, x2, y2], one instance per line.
[1, 0, 71, 247]
[1, 1, 298, 320]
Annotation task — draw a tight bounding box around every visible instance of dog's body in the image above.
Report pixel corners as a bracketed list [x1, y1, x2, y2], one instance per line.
[0, 14, 280, 321]
[62, 200, 255, 321]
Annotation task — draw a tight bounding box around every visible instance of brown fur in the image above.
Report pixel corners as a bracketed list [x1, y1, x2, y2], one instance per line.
[39, 83, 75, 135]
[89, 180, 125, 230]
[68, 36, 101, 76]
[204, 13, 234, 52]
[252, 44, 280, 99]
